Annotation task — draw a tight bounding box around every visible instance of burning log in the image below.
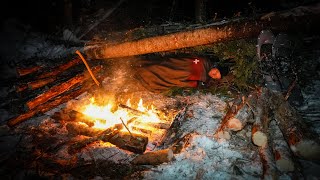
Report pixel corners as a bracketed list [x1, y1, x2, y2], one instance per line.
[16, 77, 56, 93]
[25, 65, 102, 110]
[269, 120, 296, 172]
[108, 132, 148, 154]
[7, 84, 92, 127]
[131, 148, 174, 165]
[132, 121, 171, 130]
[118, 104, 147, 116]
[84, 3, 320, 59]
[66, 122, 103, 137]
[268, 90, 320, 160]
[16, 66, 42, 77]
[51, 110, 95, 127]
[68, 125, 121, 154]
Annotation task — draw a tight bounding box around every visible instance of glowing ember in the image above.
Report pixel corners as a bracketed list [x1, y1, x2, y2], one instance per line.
[81, 98, 161, 135]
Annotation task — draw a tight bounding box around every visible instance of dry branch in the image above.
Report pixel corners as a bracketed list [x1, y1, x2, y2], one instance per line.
[131, 148, 174, 165]
[25, 65, 102, 110]
[84, 3, 320, 59]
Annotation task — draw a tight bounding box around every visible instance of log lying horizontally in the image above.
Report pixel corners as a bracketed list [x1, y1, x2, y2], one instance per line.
[16, 77, 56, 93]
[25, 65, 102, 110]
[131, 148, 174, 165]
[51, 109, 95, 127]
[38, 58, 82, 79]
[66, 121, 148, 154]
[85, 3, 320, 59]
[16, 66, 42, 77]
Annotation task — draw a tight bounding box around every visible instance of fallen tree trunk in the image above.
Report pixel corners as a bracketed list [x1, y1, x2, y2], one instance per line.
[131, 148, 174, 165]
[269, 120, 296, 173]
[25, 65, 102, 110]
[259, 143, 278, 180]
[84, 3, 320, 59]
[268, 90, 320, 160]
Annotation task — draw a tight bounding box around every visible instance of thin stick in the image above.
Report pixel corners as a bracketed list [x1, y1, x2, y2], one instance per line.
[284, 78, 297, 100]
[75, 50, 100, 87]
[120, 117, 133, 137]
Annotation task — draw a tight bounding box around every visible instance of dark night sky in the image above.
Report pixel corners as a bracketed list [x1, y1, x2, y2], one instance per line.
[0, 0, 316, 33]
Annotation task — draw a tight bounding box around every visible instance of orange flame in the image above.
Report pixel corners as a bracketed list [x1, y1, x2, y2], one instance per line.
[81, 98, 161, 135]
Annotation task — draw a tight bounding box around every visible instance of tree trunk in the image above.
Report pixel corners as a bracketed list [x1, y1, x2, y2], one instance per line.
[268, 90, 320, 160]
[84, 3, 320, 59]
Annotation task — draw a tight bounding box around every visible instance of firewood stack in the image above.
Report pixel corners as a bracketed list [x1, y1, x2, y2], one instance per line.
[214, 87, 320, 178]
[7, 57, 104, 127]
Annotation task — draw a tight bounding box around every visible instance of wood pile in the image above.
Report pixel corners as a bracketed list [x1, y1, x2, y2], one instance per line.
[214, 87, 320, 178]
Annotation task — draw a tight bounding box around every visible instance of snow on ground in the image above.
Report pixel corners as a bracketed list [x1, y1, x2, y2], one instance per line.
[143, 94, 263, 180]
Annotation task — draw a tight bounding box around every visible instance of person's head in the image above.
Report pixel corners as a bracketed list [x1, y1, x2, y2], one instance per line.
[208, 65, 230, 80]
[208, 68, 221, 79]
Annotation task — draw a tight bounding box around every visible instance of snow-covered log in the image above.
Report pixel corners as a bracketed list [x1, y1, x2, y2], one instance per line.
[269, 120, 296, 172]
[268, 90, 320, 160]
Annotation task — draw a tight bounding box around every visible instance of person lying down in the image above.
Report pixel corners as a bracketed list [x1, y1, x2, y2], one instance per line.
[134, 54, 230, 93]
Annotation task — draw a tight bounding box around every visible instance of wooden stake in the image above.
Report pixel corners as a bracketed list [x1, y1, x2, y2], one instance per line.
[75, 50, 100, 87]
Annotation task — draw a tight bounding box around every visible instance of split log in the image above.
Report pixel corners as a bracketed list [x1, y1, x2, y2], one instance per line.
[259, 143, 278, 180]
[38, 58, 82, 79]
[214, 96, 246, 137]
[16, 77, 56, 93]
[268, 90, 320, 160]
[269, 120, 296, 172]
[84, 3, 320, 59]
[131, 148, 174, 165]
[7, 84, 93, 127]
[108, 131, 148, 154]
[16, 66, 42, 77]
[25, 65, 102, 110]
[251, 99, 269, 147]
